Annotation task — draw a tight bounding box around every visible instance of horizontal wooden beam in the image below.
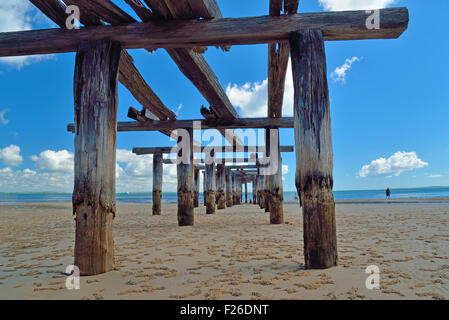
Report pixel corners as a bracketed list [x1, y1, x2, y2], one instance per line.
[133, 146, 294, 154]
[68, 117, 293, 132]
[163, 158, 258, 164]
[0, 8, 409, 57]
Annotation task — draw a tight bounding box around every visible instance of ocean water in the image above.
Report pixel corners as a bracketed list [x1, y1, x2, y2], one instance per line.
[1, 187, 449, 205]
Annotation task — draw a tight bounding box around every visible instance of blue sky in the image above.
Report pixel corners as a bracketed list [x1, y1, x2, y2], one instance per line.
[0, 0, 448, 193]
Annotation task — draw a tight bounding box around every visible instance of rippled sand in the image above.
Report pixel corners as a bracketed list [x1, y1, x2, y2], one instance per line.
[0, 201, 447, 300]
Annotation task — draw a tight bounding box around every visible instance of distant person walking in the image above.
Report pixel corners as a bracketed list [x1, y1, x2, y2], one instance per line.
[386, 188, 391, 200]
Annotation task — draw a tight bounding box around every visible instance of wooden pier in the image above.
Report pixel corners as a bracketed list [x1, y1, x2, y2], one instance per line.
[1, 0, 410, 275]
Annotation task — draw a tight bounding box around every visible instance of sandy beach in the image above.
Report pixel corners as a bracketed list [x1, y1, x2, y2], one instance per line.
[0, 200, 447, 300]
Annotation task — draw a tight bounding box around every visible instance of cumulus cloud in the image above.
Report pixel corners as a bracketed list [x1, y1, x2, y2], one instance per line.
[359, 151, 428, 178]
[0, 109, 9, 124]
[226, 60, 294, 117]
[31, 150, 74, 173]
[0, 145, 23, 166]
[0, 0, 53, 69]
[318, 0, 397, 11]
[331, 57, 360, 83]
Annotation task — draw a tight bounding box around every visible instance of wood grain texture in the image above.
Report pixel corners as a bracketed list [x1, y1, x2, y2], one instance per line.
[216, 164, 226, 209]
[177, 128, 194, 226]
[72, 40, 122, 275]
[0, 8, 409, 56]
[290, 30, 337, 269]
[152, 152, 163, 215]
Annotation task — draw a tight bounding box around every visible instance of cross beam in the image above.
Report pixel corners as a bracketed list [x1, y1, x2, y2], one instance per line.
[133, 146, 294, 155]
[68, 117, 293, 133]
[0, 8, 409, 57]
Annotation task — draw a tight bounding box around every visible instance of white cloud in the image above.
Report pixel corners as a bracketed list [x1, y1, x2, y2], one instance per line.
[0, 145, 23, 166]
[428, 174, 442, 179]
[359, 151, 428, 178]
[226, 60, 294, 117]
[0, 146, 183, 193]
[318, 0, 397, 11]
[331, 57, 360, 83]
[31, 150, 74, 173]
[0, 0, 53, 69]
[0, 109, 9, 124]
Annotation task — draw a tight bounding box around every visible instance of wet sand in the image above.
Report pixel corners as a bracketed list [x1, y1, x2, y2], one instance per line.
[0, 200, 447, 300]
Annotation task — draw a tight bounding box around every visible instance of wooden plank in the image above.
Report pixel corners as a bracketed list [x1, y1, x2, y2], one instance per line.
[31, 0, 176, 124]
[68, 117, 294, 132]
[153, 152, 163, 215]
[177, 127, 195, 226]
[65, 0, 135, 25]
[0, 8, 409, 57]
[133, 146, 294, 154]
[29, 0, 68, 28]
[72, 40, 121, 276]
[216, 164, 226, 210]
[125, 0, 238, 142]
[64, 0, 175, 120]
[290, 29, 338, 269]
[187, 0, 222, 19]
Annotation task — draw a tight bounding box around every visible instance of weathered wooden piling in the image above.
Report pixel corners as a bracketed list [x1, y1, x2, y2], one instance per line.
[204, 153, 216, 214]
[73, 40, 121, 276]
[216, 164, 226, 209]
[258, 174, 265, 209]
[177, 127, 194, 226]
[152, 152, 163, 215]
[267, 130, 284, 224]
[226, 167, 233, 207]
[194, 168, 200, 208]
[245, 181, 248, 203]
[290, 30, 338, 269]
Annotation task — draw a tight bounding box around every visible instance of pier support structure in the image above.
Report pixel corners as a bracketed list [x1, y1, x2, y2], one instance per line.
[177, 127, 194, 226]
[73, 40, 121, 276]
[194, 168, 200, 208]
[216, 164, 226, 209]
[290, 30, 338, 269]
[204, 151, 216, 214]
[226, 167, 233, 207]
[152, 152, 163, 215]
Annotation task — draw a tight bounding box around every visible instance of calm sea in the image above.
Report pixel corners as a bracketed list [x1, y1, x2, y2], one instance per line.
[1, 187, 449, 205]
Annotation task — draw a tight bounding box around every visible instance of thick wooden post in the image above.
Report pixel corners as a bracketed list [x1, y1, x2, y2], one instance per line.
[290, 30, 338, 269]
[152, 152, 163, 215]
[253, 177, 257, 204]
[269, 131, 284, 224]
[205, 155, 216, 214]
[245, 181, 248, 203]
[177, 127, 194, 226]
[258, 175, 265, 209]
[216, 164, 226, 209]
[194, 168, 200, 208]
[226, 167, 233, 207]
[73, 40, 122, 276]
